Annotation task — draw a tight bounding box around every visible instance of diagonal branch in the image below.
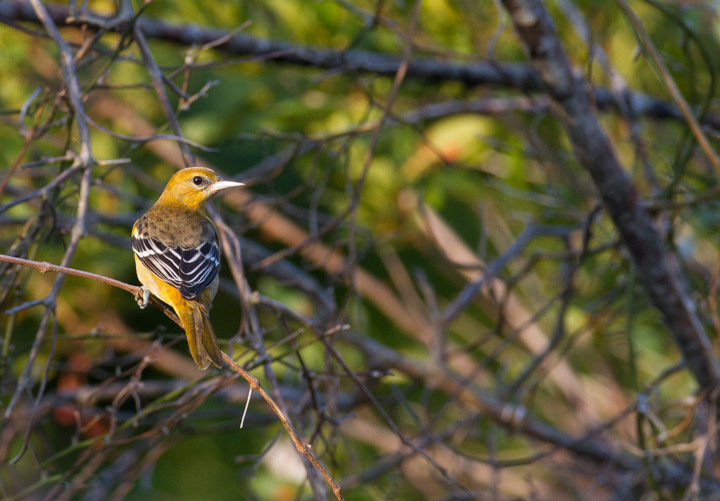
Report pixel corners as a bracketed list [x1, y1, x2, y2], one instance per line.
[614, 0, 720, 174]
[222, 354, 344, 501]
[498, 0, 720, 391]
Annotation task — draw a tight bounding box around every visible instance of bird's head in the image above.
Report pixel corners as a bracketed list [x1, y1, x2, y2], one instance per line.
[160, 167, 244, 211]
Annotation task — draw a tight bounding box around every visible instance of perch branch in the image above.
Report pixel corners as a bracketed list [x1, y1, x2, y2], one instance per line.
[0, 253, 180, 325]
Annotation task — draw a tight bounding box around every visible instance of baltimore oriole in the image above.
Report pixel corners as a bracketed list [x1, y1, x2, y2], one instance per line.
[131, 167, 243, 369]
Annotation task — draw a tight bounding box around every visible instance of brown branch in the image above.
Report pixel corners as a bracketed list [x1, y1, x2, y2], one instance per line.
[216, 213, 329, 500]
[0, 253, 180, 326]
[221, 353, 344, 501]
[1, 0, 720, 129]
[614, 0, 720, 174]
[498, 0, 720, 392]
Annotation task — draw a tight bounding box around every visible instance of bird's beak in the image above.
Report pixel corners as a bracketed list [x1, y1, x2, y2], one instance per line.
[209, 178, 244, 194]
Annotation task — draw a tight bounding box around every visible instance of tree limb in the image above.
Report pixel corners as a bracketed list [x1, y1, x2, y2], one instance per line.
[1, 0, 719, 129]
[498, 0, 720, 391]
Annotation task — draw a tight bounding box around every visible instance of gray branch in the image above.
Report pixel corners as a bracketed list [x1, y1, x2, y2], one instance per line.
[1, 0, 719, 129]
[498, 0, 720, 391]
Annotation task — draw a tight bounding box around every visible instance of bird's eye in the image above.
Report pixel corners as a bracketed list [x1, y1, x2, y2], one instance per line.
[192, 176, 204, 186]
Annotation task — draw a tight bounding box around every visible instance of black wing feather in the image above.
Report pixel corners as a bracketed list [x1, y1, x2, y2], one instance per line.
[132, 235, 220, 300]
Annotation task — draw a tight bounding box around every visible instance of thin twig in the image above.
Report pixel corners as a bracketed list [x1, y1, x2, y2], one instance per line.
[615, 0, 720, 174]
[222, 353, 344, 501]
[0, 253, 179, 324]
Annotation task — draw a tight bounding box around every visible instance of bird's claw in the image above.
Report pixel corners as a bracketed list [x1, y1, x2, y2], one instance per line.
[135, 286, 150, 309]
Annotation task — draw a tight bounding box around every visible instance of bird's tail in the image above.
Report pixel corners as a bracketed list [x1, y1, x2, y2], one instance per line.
[178, 302, 223, 370]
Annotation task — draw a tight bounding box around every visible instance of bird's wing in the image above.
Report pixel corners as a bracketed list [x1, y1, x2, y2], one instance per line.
[132, 233, 220, 301]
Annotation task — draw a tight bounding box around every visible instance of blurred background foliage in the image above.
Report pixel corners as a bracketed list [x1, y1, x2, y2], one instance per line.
[2, 0, 720, 499]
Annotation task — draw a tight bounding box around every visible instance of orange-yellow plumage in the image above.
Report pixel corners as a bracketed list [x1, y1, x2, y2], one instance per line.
[131, 167, 243, 369]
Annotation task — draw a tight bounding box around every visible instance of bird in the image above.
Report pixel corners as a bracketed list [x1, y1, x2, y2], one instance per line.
[131, 167, 243, 369]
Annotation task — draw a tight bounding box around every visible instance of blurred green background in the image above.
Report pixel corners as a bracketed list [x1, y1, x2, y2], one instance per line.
[2, 0, 720, 499]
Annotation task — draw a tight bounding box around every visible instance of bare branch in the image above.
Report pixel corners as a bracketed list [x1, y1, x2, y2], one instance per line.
[0, 253, 179, 324]
[2, 0, 720, 128]
[499, 0, 720, 392]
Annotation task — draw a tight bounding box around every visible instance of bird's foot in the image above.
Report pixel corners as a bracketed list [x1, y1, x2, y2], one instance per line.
[135, 286, 150, 309]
